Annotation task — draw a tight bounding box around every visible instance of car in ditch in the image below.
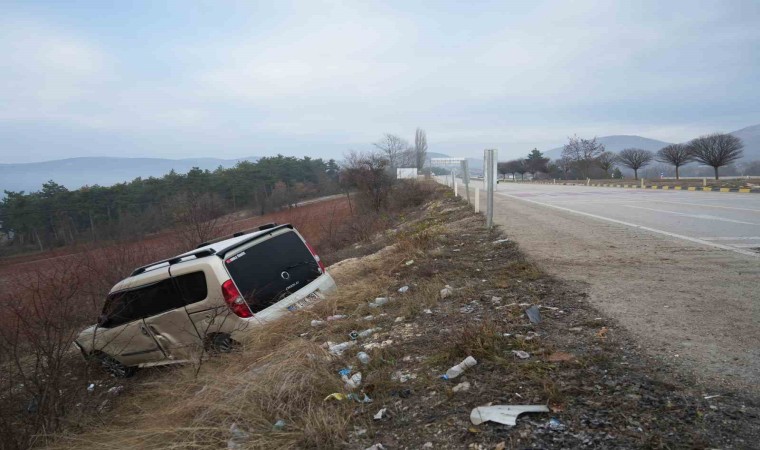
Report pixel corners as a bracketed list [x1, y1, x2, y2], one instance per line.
[73, 223, 335, 377]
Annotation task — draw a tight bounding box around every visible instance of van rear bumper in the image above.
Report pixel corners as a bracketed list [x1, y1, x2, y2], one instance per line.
[230, 272, 336, 339]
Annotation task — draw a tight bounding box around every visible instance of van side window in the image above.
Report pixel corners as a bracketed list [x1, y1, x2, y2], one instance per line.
[102, 279, 185, 326]
[174, 271, 207, 304]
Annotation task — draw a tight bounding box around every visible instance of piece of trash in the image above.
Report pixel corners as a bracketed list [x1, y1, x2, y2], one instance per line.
[493, 238, 510, 244]
[273, 419, 286, 430]
[523, 331, 540, 341]
[327, 315, 347, 321]
[423, 442, 433, 448]
[568, 326, 583, 332]
[704, 394, 721, 400]
[405, 260, 414, 266]
[470, 405, 550, 426]
[452, 381, 471, 392]
[107, 386, 124, 396]
[398, 285, 409, 293]
[87, 383, 95, 393]
[365, 444, 385, 450]
[369, 297, 390, 308]
[546, 352, 575, 362]
[423, 308, 433, 314]
[548, 417, 565, 431]
[512, 350, 530, 359]
[311, 320, 326, 327]
[392, 370, 417, 382]
[338, 368, 352, 377]
[349, 330, 359, 340]
[440, 285, 453, 299]
[348, 392, 373, 403]
[227, 423, 250, 449]
[442, 356, 477, 380]
[373, 408, 388, 420]
[343, 372, 362, 390]
[467, 426, 481, 433]
[357, 352, 371, 365]
[596, 327, 609, 339]
[363, 315, 374, 321]
[328, 341, 356, 356]
[494, 442, 506, 450]
[394, 316, 404, 323]
[525, 305, 541, 324]
[324, 393, 347, 401]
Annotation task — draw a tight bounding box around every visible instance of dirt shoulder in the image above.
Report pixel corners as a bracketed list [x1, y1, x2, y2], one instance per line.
[45, 187, 759, 449]
[487, 189, 760, 395]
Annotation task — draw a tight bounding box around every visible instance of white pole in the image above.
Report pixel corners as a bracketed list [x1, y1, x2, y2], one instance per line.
[454, 179, 458, 197]
[475, 187, 480, 213]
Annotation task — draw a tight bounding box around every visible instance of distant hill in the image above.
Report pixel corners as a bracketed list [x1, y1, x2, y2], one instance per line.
[730, 124, 760, 161]
[0, 156, 259, 194]
[542, 124, 760, 161]
[544, 135, 672, 160]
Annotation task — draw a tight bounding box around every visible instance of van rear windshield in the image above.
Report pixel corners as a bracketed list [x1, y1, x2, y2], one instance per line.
[224, 231, 321, 313]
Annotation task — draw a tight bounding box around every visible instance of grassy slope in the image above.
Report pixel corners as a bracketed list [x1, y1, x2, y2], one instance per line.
[45, 186, 759, 449]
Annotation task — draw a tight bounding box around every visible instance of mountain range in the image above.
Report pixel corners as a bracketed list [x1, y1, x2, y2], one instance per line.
[0, 156, 259, 195]
[543, 124, 760, 161]
[2, 123, 758, 195]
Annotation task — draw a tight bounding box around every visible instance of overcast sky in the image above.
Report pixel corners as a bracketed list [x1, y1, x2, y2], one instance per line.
[1, 0, 759, 164]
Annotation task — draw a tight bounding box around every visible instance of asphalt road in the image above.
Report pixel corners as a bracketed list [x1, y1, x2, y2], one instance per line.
[446, 177, 760, 393]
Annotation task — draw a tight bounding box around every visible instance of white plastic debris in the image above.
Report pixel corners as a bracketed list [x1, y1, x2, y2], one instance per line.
[423, 309, 433, 314]
[373, 408, 388, 420]
[442, 356, 477, 380]
[343, 372, 363, 390]
[365, 444, 386, 450]
[493, 238, 510, 244]
[405, 260, 414, 266]
[107, 385, 124, 396]
[327, 314, 347, 321]
[311, 320, 326, 327]
[87, 383, 95, 392]
[452, 381, 471, 393]
[369, 297, 390, 308]
[357, 351, 371, 365]
[227, 423, 250, 449]
[440, 285, 454, 299]
[358, 328, 381, 338]
[328, 341, 356, 356]
[469, 405, 550, 426]
[512, 350, 530, 359]
[398, 285, 409, 293]
[394, 316, 404, 323]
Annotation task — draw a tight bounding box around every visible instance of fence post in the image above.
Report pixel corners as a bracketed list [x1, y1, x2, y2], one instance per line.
[474, 187, 480, 213]
[484, 149, 497, 229]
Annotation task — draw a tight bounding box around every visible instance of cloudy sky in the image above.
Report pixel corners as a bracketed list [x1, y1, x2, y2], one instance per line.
[1, 0, 758, 163]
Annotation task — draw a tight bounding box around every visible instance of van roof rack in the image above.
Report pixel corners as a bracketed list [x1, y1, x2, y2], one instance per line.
[131, 223, 293, 276]
[195, 223, 279, 249]
[130, 249, 216, 276]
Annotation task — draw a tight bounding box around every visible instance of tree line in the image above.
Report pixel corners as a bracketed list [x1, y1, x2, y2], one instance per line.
[499, 133, 747, 182]
[0, 156, 341, 253]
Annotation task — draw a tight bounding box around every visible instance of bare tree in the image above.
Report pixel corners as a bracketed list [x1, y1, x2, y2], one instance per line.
[373, 134, 409, 170]
[173, 192, 227, 248]
[561, 135, 605, 178]
[414, 128, 428, 170]
[596, 152, 616, 178]
[617, 148, 653, 180]
[656, 144, 693, 180]
[687, 133, 744, 179]
[342, 150, 393, 211]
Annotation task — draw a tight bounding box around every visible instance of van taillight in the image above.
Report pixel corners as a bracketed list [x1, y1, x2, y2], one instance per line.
[221, 280, 253, 318]
[305, 241, 326, 273]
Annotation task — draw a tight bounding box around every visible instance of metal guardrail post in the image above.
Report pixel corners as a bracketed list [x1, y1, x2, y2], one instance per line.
[484, 149, 497, 229]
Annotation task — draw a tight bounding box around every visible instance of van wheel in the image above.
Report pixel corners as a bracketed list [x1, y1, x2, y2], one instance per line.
[207, 333, 235, 353]
[97, 353, 136, 378]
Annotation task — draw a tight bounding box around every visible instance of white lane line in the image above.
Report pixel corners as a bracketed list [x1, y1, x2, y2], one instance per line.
[497, 192, 760, 259]
[699, 237, 760, 241]
[650, 199, 760, 213]
[623, 205, 760, 225]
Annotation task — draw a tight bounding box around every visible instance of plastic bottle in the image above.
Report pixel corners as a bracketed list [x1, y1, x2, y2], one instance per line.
[358, 328, 380, 338]
[443, 356, 477, 380]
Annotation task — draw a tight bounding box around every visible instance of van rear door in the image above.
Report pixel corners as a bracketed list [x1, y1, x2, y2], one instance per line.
[223, 229, 322, 313]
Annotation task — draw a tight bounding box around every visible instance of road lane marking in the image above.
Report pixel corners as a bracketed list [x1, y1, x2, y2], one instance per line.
[623, 205, 760, 225]
[649, 200, 760, 213]
[699, 237, 760, 241]
[497, 192, 760, 259]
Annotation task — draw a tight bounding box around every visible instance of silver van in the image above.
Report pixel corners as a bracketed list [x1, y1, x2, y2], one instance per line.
[74, 223, 336, 377]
